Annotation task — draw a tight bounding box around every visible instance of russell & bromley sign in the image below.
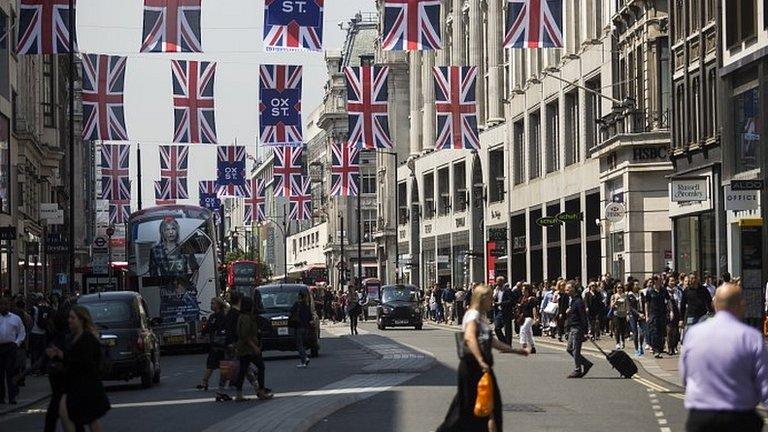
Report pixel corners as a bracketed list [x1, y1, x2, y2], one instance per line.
[671, 177, 709, 202]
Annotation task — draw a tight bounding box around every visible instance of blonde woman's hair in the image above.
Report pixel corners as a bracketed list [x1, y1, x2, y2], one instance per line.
[470, 284, 493, 311]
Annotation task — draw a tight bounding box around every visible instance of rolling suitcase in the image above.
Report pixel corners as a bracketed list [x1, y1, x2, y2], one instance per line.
[589, 339, 637, 378]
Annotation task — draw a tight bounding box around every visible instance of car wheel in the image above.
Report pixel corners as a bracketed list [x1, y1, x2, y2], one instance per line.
[140, 361, 153, 389]
[152, 354, 161, 384]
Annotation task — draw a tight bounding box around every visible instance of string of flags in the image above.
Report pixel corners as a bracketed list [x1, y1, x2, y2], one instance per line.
[23, 0, 564, 223]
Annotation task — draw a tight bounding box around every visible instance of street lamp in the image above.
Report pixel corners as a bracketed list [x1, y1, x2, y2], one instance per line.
[106, 224, 115, 290]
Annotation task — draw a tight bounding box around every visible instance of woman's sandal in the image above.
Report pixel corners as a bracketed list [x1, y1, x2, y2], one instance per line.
[214, 392, 232, 402]
[196, 382, 209, 391]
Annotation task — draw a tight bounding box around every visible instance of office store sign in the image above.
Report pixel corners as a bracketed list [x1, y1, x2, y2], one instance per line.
[671, 178, 709, 202]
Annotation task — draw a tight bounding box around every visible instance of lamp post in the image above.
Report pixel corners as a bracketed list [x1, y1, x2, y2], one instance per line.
[377, 150, 399, 284]
[339, 210, 345, 287]
[106, 224, 115, 290]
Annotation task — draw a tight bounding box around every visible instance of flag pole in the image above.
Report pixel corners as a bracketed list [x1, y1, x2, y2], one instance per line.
[67, 0, 75, 295]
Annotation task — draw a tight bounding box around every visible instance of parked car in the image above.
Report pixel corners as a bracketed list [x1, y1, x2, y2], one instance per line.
[256, 284, 320, 357]
[77, 292, 161, 388]
[377, 284, 423, 330]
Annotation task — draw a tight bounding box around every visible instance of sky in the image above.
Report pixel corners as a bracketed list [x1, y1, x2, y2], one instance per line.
[80, 0, 377, 215]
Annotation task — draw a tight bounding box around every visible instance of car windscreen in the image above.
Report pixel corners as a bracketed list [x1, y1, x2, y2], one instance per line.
[381, 287, 418, 303]
[80, 301, 134, 328]
[258, 288, 303, 312]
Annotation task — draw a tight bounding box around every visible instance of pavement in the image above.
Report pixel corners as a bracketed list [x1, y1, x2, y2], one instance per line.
[428, 320, 684, 388]
[311, 322, 689, 432]
[0, 374, 50, 416]
[0, 323, 434, 432]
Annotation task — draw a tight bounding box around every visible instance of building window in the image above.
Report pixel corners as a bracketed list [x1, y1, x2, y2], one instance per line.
[0, 9, 8, 100]
[513, 120, 525, 185]
[0, 115, 8, 213]
[43, 56, 55, 128]
[690, 0, 700, 32]
[545, 102, 559, 173]
[565, 91, 579, 166]
[423, 173, 435, 219]
[453, 162, 467, 212]
[725, 0, 756, 48]
[528, 112, 541, 179]
[733, 81, 760, 173]
[658, 39, 671, 128]
[706, 67, 717, 138]
[707, 0, 717, 23]
[488, 148, 504, 202]
[362, 209, 376, 242]
[675, 84, 686, 148]
[585, 78, 601, 150]
[674, 0, 685, 41]
[692, 76, 701, 144]
[360, 171, 376, 195]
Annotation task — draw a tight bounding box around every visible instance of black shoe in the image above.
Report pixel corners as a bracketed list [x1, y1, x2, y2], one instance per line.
[530, 347, 537, 354]
[581, 363, 594, 378]
[567, 371, 582, 378]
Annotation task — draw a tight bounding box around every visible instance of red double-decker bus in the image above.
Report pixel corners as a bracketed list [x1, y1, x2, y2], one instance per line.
[228, 260, 259, 297]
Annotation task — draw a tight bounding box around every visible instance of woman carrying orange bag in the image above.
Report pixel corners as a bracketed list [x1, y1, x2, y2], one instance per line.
[437, 284, 529, 432]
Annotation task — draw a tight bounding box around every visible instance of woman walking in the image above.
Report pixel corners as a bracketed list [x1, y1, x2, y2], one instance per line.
[347, 284, 360, 335]
[610, 284, 629, 349]
[197, 297, 227, 391]
[234, 297, 272, 401]
[555, 280, 569, 342]
[437, 284, 529, 432]
[46, 306, 110, 432]
[518, 284, 539, 354]
[627, 282, 645, 357]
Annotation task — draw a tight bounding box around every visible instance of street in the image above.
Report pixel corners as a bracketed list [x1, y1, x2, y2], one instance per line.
[1, 322, 688, 432]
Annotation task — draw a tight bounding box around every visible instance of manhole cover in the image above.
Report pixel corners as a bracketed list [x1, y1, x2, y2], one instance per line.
[502, 404, 545, 413]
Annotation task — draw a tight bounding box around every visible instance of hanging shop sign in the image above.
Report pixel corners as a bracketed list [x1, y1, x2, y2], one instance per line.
[724, 186, 759, 211]
[536, 216, 560, 227]
[670, 178, 709, 202]
[731, 180, 764, 191]
[605, 202, 626, 223]
[556, 211, 582, 223]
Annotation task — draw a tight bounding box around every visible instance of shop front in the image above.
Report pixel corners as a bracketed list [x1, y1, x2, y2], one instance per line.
[669, 172, 720, 278]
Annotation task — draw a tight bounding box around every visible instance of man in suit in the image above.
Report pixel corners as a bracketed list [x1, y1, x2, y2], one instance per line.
[493, 277, 517, 345]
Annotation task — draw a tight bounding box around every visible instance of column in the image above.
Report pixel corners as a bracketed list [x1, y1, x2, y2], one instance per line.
[409, 51, 423, 157]
[422, 52, 436, 150]
[452, 0, 465, 65]
[436, 0, 449, 66]
[468, 0, 485, 126]
[486, 0, 504, 122]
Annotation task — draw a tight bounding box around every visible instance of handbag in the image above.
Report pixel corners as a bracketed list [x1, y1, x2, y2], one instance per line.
[219, 359, 239, 381]
[543, 302, 558, 315]
[474, 371, 494, 417]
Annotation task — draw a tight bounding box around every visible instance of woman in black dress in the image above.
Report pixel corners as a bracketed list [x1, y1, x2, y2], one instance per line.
[197, 297, 227, 391]
[437, 284, 529, 432]
[46, 305, 110, 432]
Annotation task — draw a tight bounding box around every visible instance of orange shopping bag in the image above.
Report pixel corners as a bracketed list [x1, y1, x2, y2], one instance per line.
[473, 371, 494, 418]
[763, 317, 768, 337]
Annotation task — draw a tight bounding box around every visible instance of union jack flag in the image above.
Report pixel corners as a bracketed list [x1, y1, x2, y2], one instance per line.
[289, 176, 312, 221]
[141, 0, 202, 53]
[154, 179, 177, 205]
[504, 0, 564, 49]
[100, 144, 131, 201]
[273, 146, 303, 197]
[172, 60, 217, 144]
[382, 0, 441, 51]
[259, 64, 303, 147]
[216, 146, 247, 197]
[433, 66, 480, 150]
[198, 180, 220, 209]
[109, 202, 131, 225]
[263, 0, 324, 51]
[244, 177, 267, 225]
[159, 145, 189, 199]
[344, 66, 392, 149]
[16, 0, 76, 55]
[330, 142, 360, 197]
[82, 54, 128, 141]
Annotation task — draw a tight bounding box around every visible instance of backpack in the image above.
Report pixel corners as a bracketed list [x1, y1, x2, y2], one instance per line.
[36, 305, 53, 331]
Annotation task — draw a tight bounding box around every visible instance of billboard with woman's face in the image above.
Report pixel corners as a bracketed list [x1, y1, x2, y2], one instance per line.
[128, 206, 217, 328]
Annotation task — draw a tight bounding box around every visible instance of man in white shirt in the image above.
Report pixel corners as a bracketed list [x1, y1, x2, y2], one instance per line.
[0, 296, 26, 404]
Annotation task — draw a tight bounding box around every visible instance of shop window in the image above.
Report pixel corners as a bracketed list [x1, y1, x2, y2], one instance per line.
[488, 148, 505, 202]
[565, 92, 580, 166]
[675, 216, 699, 275]
[704, 67, 717, 138]
[545, 102, 559, 173]
[529, 112, 541, 179]
[733, 83, 760, 173]
[513, 120, 525, 185]
[42, 56, 55, 128]
[726, 0, 756, 48]
[585, 78, 601, 150]
[529, 208, 542, 247]
[546, 203, 561, 246]
[674, 83, 686, 148]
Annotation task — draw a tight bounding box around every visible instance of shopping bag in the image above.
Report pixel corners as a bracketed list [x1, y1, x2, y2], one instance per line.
[473, 371, 494, 418]
[219, 360, 239, 381]
[763, 317, 768, 337]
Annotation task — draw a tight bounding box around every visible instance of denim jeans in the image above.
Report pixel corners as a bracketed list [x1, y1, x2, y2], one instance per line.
[296, 327, 308, 363]
[566, 328, 592, 372]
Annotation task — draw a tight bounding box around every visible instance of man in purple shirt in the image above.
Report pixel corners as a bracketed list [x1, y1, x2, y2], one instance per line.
[680, 283, 768, 431]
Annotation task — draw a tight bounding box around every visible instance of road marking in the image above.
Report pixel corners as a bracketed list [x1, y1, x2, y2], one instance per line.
[660, 428, 672, 432]
[658, 419, 667, 425]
